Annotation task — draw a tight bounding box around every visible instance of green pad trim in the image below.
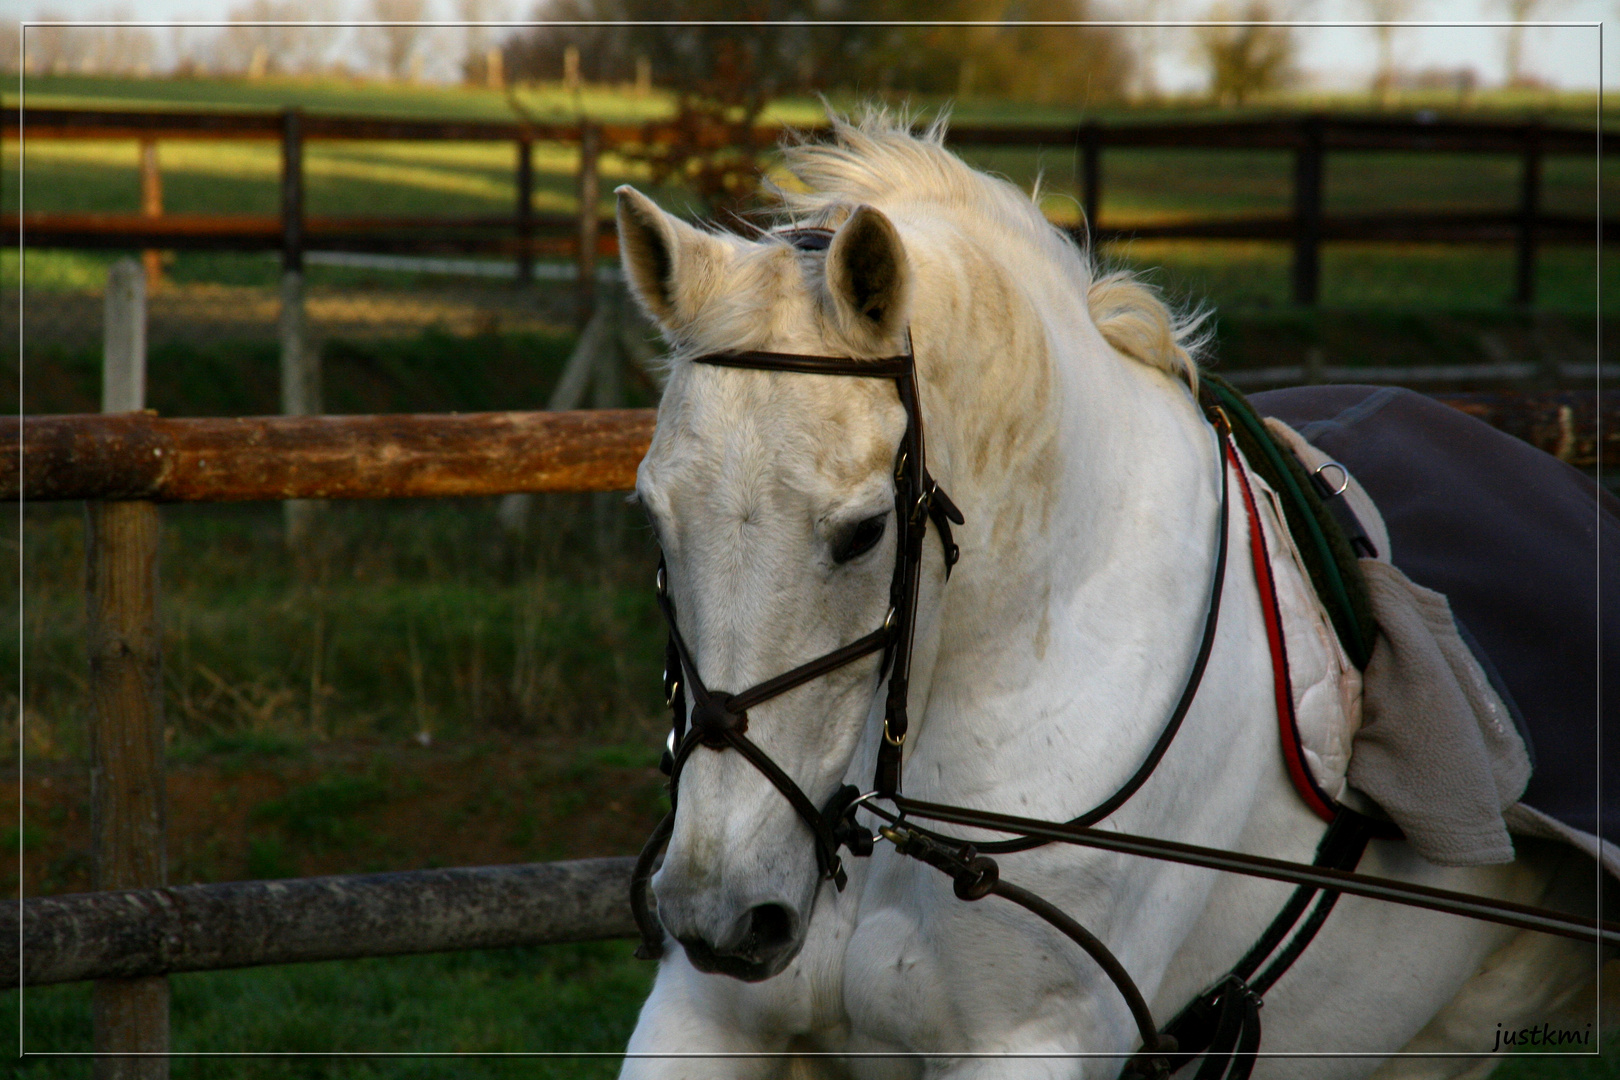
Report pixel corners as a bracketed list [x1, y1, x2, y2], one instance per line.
[1203, 375, 1376, 671]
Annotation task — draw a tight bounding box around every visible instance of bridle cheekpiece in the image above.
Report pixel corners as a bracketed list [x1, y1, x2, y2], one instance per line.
[653, 326, 963, 893]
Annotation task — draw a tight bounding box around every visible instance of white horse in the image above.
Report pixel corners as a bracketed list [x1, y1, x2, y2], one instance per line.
[614, 114, 1601, 1079]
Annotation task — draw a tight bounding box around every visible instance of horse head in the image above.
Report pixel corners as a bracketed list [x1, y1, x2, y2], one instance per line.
[621, 188, 919, 980]
[618, 114, 1208, 986]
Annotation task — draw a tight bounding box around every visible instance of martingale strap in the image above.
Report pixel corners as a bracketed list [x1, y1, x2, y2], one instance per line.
[1125, 810, 1375, 1080]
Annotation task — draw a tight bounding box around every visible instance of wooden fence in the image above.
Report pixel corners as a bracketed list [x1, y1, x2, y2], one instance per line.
[5, 106, 1615, 305]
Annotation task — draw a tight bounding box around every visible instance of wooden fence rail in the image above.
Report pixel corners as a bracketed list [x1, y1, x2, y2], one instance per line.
[4, 408, 656, 502]
[4, 391, 1613, 507]
[5, 858, 638, 987]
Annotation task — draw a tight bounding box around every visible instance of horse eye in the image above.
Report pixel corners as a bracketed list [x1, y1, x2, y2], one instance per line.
[832, 515, 887, 564]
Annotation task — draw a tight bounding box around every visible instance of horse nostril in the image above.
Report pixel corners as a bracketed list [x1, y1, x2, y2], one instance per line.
[675, 902, 804, 981]
[746, 903, 796, 954]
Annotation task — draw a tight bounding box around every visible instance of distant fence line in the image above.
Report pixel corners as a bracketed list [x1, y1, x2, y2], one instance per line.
[4, 106, 1616, 305]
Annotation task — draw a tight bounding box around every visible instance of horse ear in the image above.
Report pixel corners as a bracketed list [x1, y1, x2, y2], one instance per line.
[615, 185, 724, 331]
[825, 205, 910, 343]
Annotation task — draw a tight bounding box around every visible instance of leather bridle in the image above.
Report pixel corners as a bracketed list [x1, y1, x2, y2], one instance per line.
[629, 230, 1620, 1078]
[652, 334, 963, 892]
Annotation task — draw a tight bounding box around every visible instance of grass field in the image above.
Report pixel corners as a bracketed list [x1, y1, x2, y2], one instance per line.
[8, 943, 654, 1074]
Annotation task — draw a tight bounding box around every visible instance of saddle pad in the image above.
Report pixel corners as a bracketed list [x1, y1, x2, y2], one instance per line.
[1251, 385, 1618, 848]
[1234, 439, 1363, 811]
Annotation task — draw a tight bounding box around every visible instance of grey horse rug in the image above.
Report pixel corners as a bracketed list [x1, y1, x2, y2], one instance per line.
[1252, 385, 1618, 866]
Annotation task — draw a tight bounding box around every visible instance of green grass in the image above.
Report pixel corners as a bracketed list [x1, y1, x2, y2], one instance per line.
[4, 136, 683, 220]
[7, 943, 655, 1074]
[1104, 240, 1611, 315]
[9, 496, 669, 767]
[5, 74, 1613, 329]
[10, 73, 683, 124]
[10, 72, 1615, 124]
[10, 124, 1608, 225]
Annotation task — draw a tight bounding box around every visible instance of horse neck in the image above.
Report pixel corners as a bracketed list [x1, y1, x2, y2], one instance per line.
[915, 269, 1229, 817]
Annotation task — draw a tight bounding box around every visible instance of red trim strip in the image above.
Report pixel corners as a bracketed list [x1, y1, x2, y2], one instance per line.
[1226, 438, 1339, 824]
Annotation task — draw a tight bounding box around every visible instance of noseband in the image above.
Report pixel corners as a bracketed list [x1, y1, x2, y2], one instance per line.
[654, 335, 963, 891]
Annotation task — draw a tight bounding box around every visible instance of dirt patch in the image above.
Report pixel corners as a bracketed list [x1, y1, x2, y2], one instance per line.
[10, 736, 668, 898]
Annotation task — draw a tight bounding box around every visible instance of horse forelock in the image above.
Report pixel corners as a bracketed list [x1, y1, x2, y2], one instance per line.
[771, 108, 1208, 392]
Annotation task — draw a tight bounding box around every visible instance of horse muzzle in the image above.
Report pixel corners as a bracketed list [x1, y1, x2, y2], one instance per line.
[672, 900, 803, 982]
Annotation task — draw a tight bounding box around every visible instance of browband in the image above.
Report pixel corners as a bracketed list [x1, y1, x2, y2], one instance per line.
[696, 351, 913, 379]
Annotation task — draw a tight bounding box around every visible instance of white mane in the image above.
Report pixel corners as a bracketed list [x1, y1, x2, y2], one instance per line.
[772, 109, 1209, 389]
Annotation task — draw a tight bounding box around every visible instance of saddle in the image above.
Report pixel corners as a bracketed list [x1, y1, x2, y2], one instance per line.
[1245, 383, 1618, 870]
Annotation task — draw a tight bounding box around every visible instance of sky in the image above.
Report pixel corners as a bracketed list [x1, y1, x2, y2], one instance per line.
[3, 0, 1614, 93]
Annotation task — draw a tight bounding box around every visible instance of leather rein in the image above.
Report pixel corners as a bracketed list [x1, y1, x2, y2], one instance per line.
[630, 292, 1619, 1076]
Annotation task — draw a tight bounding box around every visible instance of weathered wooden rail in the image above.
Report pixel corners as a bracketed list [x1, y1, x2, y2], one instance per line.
[4, 408, 655, 502]
[4, 390, 1612, 507]
[6, 858, 638, 987]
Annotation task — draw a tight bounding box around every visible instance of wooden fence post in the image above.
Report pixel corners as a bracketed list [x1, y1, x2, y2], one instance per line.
[516, 136, 534, 284]
[280, 108, 321, 545]
[592, 286, 624, 558]
[281, 108, 303, 278]
[1079, 122, 1101, 236]
[1292, 116, 1324, 307]
[576, 120, 601, 329]
[1515, 120, 1543, 308]
[138, 140, 162, 290]
[87, 258, 169, 1079]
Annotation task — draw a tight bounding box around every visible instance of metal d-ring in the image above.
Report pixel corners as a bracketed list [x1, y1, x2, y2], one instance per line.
[1314, 460, 1350, 497]
[883, 717, 906, 747]
[656, 565, 667, 595]
[842, 790, 885, 817]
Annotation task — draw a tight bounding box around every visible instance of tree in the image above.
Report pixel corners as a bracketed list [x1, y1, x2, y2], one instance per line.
[25, 15, 90, 75]
[499, 3, 1138, 211]
[216, 0, 342, 77]
[0, 21, 18, 74]
[459, 0, 498, 85]
[1195, 1, 1296, 106]
[1499, 0, 1542, 88]
[364, 0, 427, 80]
[1365, 0, 1413, 106]
[502, 1, 1136, 104]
